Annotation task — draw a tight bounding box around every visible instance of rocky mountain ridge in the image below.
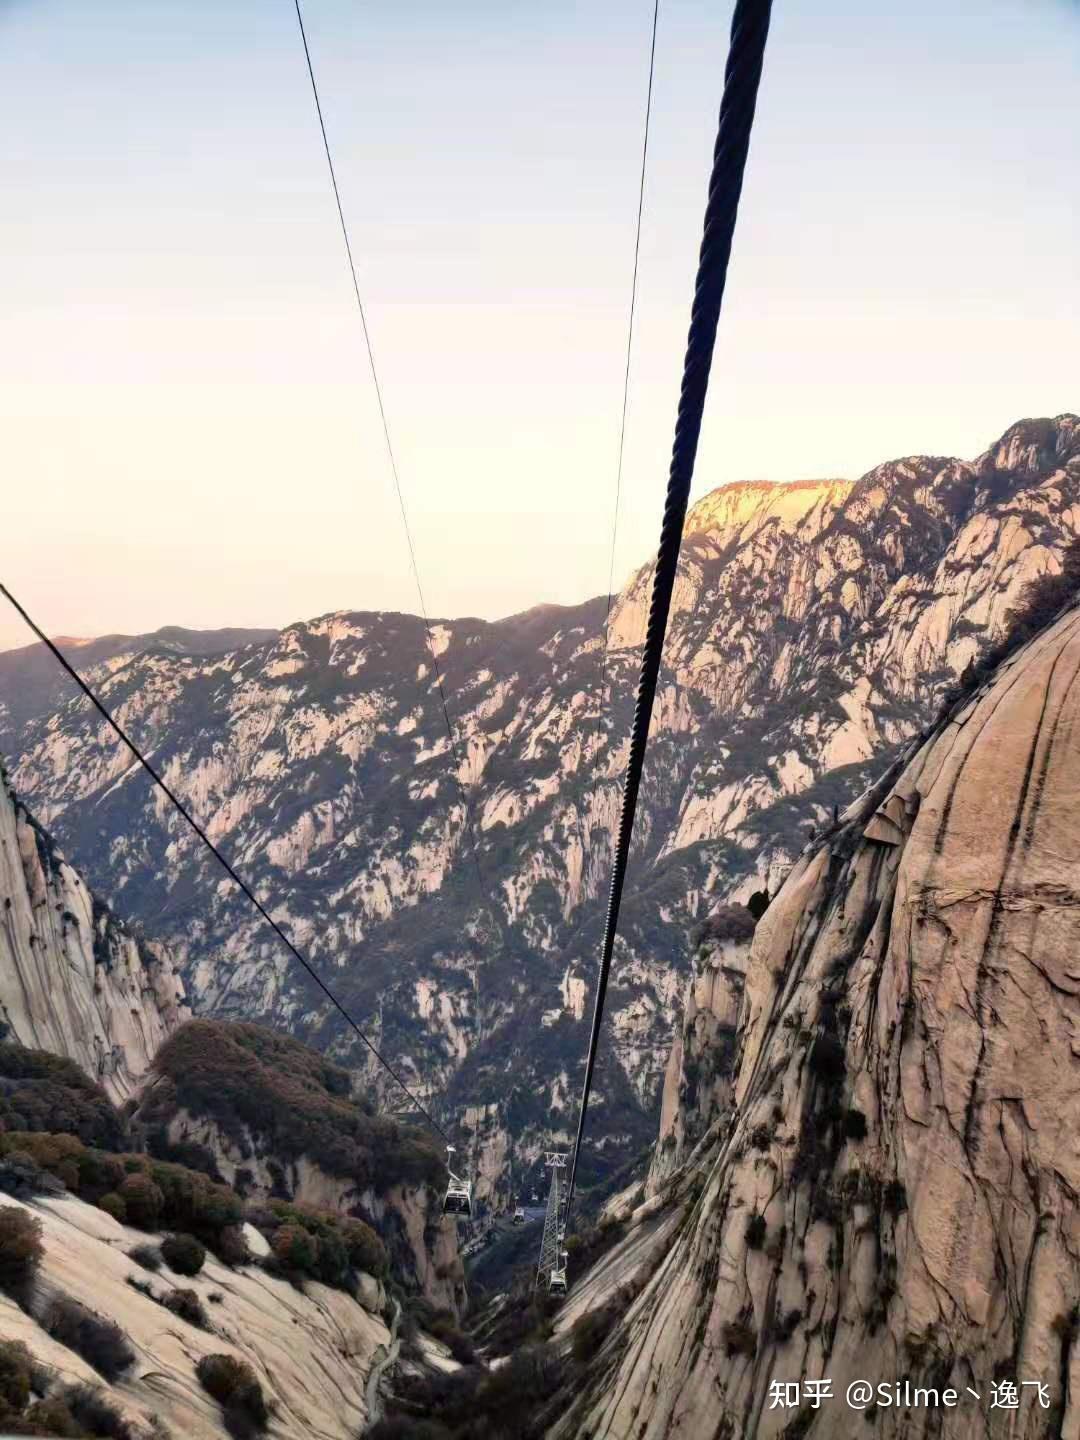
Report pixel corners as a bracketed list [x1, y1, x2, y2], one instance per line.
[4, 414, 1079, 1204]
[0, 626, 278, 760]
[0, 765, 188, 1101]
[552, 596, 1080, 1439]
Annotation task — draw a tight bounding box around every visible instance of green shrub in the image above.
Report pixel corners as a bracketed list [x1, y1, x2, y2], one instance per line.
[128, 1242, 162, 1272]
[43, 1297, 135, 1381]
[62, 1381, 140, 1440]
[0, 1148, 64, 1201]
[161, 1233, 206, 1277]
[691, 904, 756, 948]
[260, 1202, 388, 1286]
[97, 1192, 127, 1223]
[0, 1339, 32, 1411]
[271, 1224, 318, 1275]
[147, 1160, 242, 1239]
[147, 1020, 444, 1194]
[163, 1287, 210, 1330]
[118, 1173, 164, 1229]
[196, 1354, 269, 1438]
[0, 1043, 124, 1150]
[941, 538, 1080, 714]
[0, 1205, 44, 1296]
[212, 1224, 250, 1268]
[384, 1342, 567, 1436]
[74, 1147, 126, 1202]
[1004, 542, 1080, 641]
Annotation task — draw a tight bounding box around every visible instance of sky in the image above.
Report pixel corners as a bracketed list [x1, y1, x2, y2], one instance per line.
[0, 0, 1078, 652]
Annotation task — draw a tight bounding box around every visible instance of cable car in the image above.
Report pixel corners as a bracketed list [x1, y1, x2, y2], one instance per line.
[547, 1248, 569, 1296]
[512, 1204, 526, 1225]
[442, 1146, 473, 1219]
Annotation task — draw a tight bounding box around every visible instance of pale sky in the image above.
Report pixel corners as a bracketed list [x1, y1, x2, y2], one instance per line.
[1, 0, 1077, 652]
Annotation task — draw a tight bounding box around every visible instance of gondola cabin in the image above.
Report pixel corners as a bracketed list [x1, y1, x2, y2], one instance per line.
[442, 1146, 473, 1220]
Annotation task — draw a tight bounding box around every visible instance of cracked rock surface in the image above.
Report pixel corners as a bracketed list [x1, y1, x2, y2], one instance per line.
[557, 604, 1080, 1440]
[0, 1190, 389, 1440]
[0, 767, 188, 1100]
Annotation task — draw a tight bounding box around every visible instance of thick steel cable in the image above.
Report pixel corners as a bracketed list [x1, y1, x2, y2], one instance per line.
[0, 582, 450, 1144]
[576, 0, 661, 893]
[293, 0, 485, 898]
[565, 0, 773, 1219]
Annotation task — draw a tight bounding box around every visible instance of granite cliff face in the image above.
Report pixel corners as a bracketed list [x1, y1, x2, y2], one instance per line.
[4, 415, 1079, 1199]
[556, 600, 1080, 1440]
[647, 907, 756, 1198]
[0, 1190, 393, 1440]
[0, 625, 278, 762]
[0, 767, 188, 1101]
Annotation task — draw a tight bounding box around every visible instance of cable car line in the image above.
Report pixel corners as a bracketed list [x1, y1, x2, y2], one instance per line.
[564, 0, 774, 1226]
[543, 0, 661, 1291]
[594, 0, 660, 736]
[572, 0, 661, 923]
[293, 2, 487, 1218]
[292, 0, 486, 900]
[0, 582, 450, 1146]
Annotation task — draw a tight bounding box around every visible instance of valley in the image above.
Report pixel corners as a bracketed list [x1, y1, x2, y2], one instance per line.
[1, 414, 1078, 1439]
[3, 414, 1078, 1204]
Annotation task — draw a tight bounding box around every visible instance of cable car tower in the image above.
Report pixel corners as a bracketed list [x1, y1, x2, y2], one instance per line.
[536, 1152, 568, 1293]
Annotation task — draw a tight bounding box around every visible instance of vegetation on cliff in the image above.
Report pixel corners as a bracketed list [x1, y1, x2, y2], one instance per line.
[143, 1020, 445, 1194]
[0, 1043, 125, 1150]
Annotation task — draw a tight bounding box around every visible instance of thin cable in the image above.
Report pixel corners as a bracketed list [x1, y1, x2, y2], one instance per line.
[565, 0, 773, 1220]
[577, 0, 661, 894]
[292, 0, 485, 896]
[601, 0, 660, 682]
[0, 582, 449, 1144]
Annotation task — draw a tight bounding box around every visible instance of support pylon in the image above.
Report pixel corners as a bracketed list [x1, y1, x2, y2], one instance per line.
[536, 1152, 568, 1290]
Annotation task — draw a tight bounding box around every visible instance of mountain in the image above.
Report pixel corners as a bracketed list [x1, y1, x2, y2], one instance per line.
[0, 763, 189, 1099]
[0, 759, 466, 1439]
[542, 581, 1080, 1440]
[0, 625, 278, 760]
[0, 767, 461, 1303]
[3, 415, 1079, 1204]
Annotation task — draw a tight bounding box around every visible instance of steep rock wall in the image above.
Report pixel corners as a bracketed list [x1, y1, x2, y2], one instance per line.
[159, 1103, 465, 1315]
[0, 1190, 389, 1440]
[0, 769, 188, 1100]
[647, 928, 754, 1197]
[559, 602, 1080, 1439]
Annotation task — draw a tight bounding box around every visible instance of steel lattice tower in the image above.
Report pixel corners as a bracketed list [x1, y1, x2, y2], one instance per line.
[536, 1152, 568, 1289]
